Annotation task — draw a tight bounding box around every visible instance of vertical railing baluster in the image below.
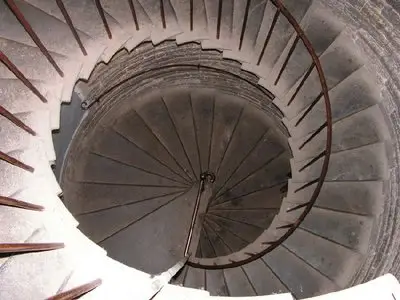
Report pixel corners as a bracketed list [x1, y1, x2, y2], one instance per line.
[0, 243, 64, 253]
[216, 0, 223, 39]
[257, 8, 280, 65]
[287, 62, 315, 106]
[47, 279, 102, 300]
[94, 0, 112, 39]
[160, 0, 166, 29]
[189, 0, 194, 31]
[5, 0, 64, 77]
[0, 105, 36, 135]
[55, 0, 87, 56]
[0, 51, 48, 103]
[239, 0, 251, 50]
[127, 0, 140, 31]
[0, 195, 44, 211]
[0, 151, 34, 172]
[274, 36, 300, 85]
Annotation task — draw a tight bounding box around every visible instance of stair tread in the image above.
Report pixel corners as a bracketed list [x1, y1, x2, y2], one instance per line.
[138, 0, 182, 44]
[300, 207, 373, 252]
[208, 94, 245, 174]
[201, 0, 234, 49]
[225, 0, 268, 62]
[0, 147, 60, 198]
[11, 0, 89, 58]
[292, 142, 388, 181]
[214, 131, 288, 201]
[174, 0, 208, 43]
[184, 266, 205, 290]
[204, 217, 248, 254]
[284, 227, 362, 287]
[0, 37, 67, 83]
[282, 31, 364, 119]
[207, 209, 275, 230]
[71, 152, 186, 187]
[287, 180, 383, 216]
[210, 184, 284, 211]
[0, 110, 45, 156]
[163, 91, 202, 179]
[99, 186, 196, 274]
[223, 266, 257, 296]
[89, 127, 188, 185]
[101, 0, 153, 34]
[289, 68, 380, 138]
[191, 91, 215, 174]
[76, 192, 185, 243]
[205, 269, 229, 296]
[198, 227, 217, 259]
[245, 0, 312, 76]
[64, 182, 184, 216]
[263, 245, 337, 298]
[0, 205, 42, 243]
[213, 105, 269, 193]
[0, 227, 73, 299]
[61, 255, 154, 300]
[25, 0, 119, 44]
[215, 152, 290, 204]
[113, 109, 192, 183]
[8, 182, 77, 229]
[269, 3, 344, 96]
[202, 220, 232, 257]
[290, 105, 390, 161]
[135, 96, 197, 182]
[0, 78, 61, 130]
[242, 258, 289, 295]
[206, 214, 261, 244]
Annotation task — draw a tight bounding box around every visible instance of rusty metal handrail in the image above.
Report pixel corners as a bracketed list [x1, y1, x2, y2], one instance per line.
[188, 0, 332, 269]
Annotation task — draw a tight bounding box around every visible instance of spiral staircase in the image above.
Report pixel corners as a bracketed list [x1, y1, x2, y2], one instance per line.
[0, 0, 400, 299]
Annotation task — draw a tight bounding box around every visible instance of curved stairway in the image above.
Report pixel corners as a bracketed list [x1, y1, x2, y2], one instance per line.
[0, 0, 399, 299]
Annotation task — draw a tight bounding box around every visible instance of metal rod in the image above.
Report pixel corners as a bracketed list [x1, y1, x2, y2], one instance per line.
[0, 195, 44, 211]
[0, 151, 34, 172]
[5, 0, 64, 77]
[295, 91, 323, 126]
[299, 122, 327, 150]
[47, 279, 102, 300]
[288, 62, 315, 106]
[0, 105, 36, 135]
[127, 0, 140, 30]
[298, 150, 326, 172]
[0, 243, 64, 253]
[189, 0, 193, 31]
[184, 172, 215, 257]
[94, 0, 112, 39]
[239, 0, 251, 50]
[257, 8, 280, 65]
[184, 179, 205, 257]
[160, 0, 166, 29]
[0, 51, 47, 103]
[274, 35, 300, 85]
[55, 0, 87, 56]
[216, 0, 223, 39]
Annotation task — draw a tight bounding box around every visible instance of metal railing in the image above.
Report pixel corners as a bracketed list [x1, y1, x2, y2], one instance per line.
[0, 0, 332, 294]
